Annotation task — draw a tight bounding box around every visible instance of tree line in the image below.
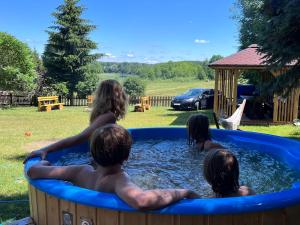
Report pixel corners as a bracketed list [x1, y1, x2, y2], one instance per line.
[101, 56, 222, 80]
[1, 0, 298, 100]
[0, 0, 222, 98]
[235, 0, 300, 95]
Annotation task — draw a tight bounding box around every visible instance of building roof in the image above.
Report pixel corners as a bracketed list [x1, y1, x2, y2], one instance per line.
[209, 44, 267, 69]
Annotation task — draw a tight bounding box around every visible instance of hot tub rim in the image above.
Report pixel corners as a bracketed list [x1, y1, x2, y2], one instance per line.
[25, 127, 300, 215]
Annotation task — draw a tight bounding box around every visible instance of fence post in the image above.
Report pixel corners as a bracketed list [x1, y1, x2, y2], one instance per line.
[31, 95, 38, 106]
[10, 93, 13, 106]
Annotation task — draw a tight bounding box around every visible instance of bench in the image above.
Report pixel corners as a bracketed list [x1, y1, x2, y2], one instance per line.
[38, 96, 64, 112]
[87, 95, 94, 108]
[134, 96, 151, 112]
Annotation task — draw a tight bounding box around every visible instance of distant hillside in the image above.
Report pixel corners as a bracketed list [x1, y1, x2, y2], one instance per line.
[100, 56, 223, 80]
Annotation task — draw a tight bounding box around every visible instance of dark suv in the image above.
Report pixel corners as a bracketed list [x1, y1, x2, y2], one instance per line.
[171, 88, 214, 110]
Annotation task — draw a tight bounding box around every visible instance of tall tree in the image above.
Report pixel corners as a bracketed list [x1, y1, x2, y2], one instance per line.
[32, 49, 47, 95]
[235, 0, 300, 94]
[0, 32, 37, 92]
[43, 0, 100, 96]
[257, 0, 300, 94]
[76, 62, 103, 97]
[234, 0, 264, 49]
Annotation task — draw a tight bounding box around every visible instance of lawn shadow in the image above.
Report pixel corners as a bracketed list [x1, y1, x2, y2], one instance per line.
[288, 129, 300, 140]
[0, 193, 30, 222]
[5, 153, 27, 162]
[163, 109, 215, 126]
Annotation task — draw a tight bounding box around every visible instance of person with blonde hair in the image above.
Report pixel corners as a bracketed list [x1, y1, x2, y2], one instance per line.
[24, 79, 128, 162]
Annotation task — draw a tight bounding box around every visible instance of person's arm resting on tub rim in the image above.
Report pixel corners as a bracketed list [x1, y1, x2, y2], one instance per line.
[114, 173, 199, 210]
[27, 125, 200, 210]
[23, 112, 116, 163]
[27, 161, 199, 210]
[27, 160, 91, 182]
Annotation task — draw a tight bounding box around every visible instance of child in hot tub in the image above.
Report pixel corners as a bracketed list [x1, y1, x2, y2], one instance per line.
[187, 114, 224, 151]
[27, 124, 199, 210]
[203, 149, 255, 197]
[24, 79, 128, 163]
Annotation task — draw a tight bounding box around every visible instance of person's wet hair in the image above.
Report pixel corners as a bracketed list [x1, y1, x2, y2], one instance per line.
[203, 149, 240, 197]
[90, 124, 132, 167]
[187, 114, 211, 145]
[90, 79, 128, 123]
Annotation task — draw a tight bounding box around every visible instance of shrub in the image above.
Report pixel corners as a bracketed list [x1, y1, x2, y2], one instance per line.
[123, 77, 146, 97]
[197, 66, 207, 80]
[0, 32, 37, 92]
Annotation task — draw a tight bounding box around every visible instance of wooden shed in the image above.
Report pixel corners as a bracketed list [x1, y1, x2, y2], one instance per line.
[209, 44, 299, 123]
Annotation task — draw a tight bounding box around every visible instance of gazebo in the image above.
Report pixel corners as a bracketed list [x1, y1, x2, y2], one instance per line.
[209, 44, 299, 124]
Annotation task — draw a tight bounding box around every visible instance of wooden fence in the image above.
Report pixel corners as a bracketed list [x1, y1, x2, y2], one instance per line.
[129, 96, 174, 107]
[0, 94, 174, 107]
[0, 94, 34, 106]
[61, 96, 174, 107]
[60, 97, 88, 106]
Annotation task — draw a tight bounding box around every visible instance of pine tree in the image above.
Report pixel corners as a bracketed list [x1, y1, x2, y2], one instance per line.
[43, 0, 100, 96]
[32, 49, 46, 95]
[257, 0, 300, 94]
[235, 0, 300, 94]
[234, 0, 264, 50]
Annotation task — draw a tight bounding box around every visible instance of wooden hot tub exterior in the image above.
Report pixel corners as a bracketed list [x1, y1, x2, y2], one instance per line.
[26, 128, 300, 225]
[29, 184, 300, 225]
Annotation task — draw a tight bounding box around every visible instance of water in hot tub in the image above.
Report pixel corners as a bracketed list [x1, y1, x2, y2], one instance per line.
[54, 139, 300, 197]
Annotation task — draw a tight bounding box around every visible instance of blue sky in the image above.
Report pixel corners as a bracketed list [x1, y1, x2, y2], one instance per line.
[0, 0, 239, 63]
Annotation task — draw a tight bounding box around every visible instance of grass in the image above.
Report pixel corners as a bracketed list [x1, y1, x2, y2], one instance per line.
[145, 79, 214, 96]
[0, 106, 299, 222]
[99, 73, 214, 96]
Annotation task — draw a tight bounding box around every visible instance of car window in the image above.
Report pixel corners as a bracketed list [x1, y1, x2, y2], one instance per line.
[183, 89, 203, 97]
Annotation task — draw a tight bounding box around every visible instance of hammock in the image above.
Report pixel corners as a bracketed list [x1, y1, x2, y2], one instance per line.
[219, 99, 246, 130]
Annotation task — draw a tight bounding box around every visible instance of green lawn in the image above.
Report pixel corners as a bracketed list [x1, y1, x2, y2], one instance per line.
[0, 106, 299, 222]
[145, 79, 214, 96]
[99, 73, 214, 96]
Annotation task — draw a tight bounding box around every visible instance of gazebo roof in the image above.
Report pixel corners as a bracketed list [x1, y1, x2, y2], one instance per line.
[209, 44, 267, 69]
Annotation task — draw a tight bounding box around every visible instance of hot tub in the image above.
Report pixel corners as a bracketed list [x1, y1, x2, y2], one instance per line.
[25, 128, 300, 225]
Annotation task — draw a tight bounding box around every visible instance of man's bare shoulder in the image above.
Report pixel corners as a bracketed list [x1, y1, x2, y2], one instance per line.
[112, 171, 130, 182]
[112, 171, 137, 188]
[96, 171, 132, 193]
[70, 164, 95, 178]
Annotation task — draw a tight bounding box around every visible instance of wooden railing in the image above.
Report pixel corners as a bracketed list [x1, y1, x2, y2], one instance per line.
[0, 93, 34, 106]
[129, 96, 174, 107]
[0, 94, 175, 107]
[57, 96, 175, 107]
[60, 97, 88, 106]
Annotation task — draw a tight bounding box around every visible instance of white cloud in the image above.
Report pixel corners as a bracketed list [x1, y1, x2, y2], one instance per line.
[127, 53, 134, 58]
[145, 60, 159, 64]
[194, 39, 210, 44]
[104, 53, 116, 58]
